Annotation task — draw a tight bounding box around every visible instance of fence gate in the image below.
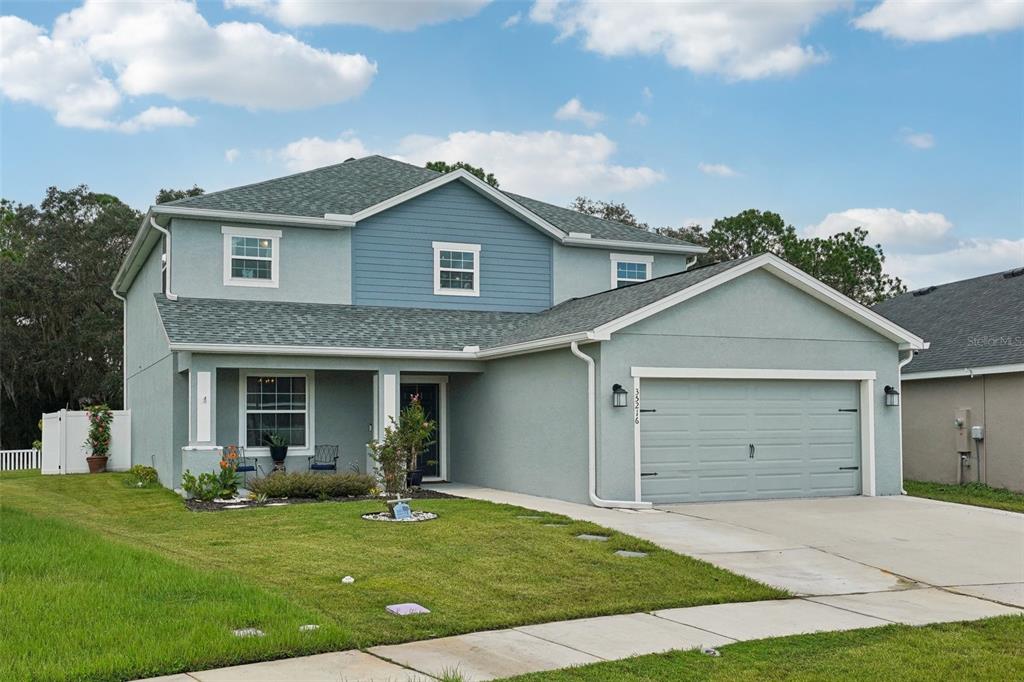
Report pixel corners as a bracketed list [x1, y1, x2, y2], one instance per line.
[41, 409, 131, 474]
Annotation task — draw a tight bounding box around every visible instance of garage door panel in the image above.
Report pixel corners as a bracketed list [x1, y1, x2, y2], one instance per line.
[640, 378, 861, 503]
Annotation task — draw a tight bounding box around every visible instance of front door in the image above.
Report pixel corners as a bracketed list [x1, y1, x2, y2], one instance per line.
[400, 382, 441, 478]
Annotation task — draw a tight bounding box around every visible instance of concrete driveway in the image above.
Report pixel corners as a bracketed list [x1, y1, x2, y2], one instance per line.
[440, 484, 1024, 602]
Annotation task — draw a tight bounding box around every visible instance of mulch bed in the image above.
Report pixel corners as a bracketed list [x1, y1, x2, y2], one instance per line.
[185, 487, 457, 512]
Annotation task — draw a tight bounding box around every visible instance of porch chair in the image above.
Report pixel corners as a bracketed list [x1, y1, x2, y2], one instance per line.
[308, 444, 340, 473]
[227, 445, 259, 486]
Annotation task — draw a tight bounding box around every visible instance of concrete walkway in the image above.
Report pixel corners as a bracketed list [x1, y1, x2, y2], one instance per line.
[137, 486, 1023, 682]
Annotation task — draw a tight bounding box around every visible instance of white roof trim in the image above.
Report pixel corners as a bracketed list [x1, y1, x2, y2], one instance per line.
[153, 204, 355, 228]
[563, 236, 706, 254]
[592, 253, 928, 350]
[902, 363, 1024, 381]
[167, 342, 477, 360]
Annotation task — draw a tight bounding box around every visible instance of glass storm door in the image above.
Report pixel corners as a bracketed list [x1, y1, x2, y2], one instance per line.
[400, 382, 441, 478]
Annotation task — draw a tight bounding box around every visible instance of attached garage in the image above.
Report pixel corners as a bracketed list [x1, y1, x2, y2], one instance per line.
[637, 375, 866, 503]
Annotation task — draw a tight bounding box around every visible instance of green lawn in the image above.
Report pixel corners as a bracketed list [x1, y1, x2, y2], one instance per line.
[503, 616, 1024, 681]
[905, 480, 1024, 513]
[0, 472, 782, 681]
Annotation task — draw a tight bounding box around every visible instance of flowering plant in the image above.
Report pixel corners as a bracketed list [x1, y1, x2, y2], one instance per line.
[217, 446, 240, 497]
[85, 404, 113, 458]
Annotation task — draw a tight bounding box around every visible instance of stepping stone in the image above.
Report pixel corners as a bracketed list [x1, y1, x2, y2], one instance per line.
[232, 627, 264, 638]
[387, 602, 430, 616]
[299, 624, 319, 632]
[576, 533, 609, 542]
[615, 550, 648, 558]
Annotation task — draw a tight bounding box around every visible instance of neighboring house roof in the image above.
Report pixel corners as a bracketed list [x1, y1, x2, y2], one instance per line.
[160, 155, 695, 248]
[873, 268, 1024, 378]
[155, 254, 926, 359]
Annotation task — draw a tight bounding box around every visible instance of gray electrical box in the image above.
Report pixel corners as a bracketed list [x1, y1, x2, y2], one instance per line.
[971, 425, 984, 441]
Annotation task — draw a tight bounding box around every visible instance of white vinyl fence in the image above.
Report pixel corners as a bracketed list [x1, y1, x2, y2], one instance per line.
[41, 409, 131, 474]
[1, 449, 41, 471]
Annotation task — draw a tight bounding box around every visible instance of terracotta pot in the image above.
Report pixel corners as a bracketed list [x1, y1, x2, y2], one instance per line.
[86, 456, 108, 474]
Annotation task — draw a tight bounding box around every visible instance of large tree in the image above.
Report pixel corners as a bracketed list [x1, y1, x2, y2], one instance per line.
[425, 161, 499, 188]
[573, 198, 905, 305]
[0, 186, 140, 448]
[155, 185, 204, 204]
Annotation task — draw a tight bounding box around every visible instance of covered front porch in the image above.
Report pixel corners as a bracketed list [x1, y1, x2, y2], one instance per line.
[175, 352, 484, 487]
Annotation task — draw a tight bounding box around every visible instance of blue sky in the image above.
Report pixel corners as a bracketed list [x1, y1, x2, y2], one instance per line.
[2, 1, 1022, 287]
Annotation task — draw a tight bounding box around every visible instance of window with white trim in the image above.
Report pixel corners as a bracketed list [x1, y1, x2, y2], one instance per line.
[223, 226, 280, 287]
[610, 253, 653, 288]
[433, 241, 481, 296]
[244, 375, 307, 448]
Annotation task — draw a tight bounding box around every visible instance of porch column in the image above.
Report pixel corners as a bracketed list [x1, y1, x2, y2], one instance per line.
[181, 357, 222, 486]
[369, 367, 401, 472]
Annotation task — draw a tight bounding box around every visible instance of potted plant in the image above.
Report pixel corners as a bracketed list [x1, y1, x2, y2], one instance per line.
[265, 432, 288, 463]
[84, 404, 113, 473]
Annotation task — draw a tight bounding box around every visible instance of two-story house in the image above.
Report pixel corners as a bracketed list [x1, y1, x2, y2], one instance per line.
[113, 155, 925, 505]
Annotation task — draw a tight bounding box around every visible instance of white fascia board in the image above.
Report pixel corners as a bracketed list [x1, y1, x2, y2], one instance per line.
[345, 170, 568, 241]
[152, 204, 354, 228]
[631, 367, 877, 381]
[593, 253, 927, 349]
[563, 236, 707, 254]
[112, 209, 162, 294]
[476, 332, 596, 360]
[167, 343, 477, 360]
[902, 363, 1024, 381]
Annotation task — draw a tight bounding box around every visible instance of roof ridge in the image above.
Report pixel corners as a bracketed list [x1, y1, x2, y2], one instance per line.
[882, 267, 1024, 301]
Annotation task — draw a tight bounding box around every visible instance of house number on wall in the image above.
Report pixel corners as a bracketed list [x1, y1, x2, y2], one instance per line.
[634, 387, 641, 425]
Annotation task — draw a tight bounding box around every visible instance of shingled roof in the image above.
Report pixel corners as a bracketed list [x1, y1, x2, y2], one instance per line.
[154, 259, 748, 353]
[872, 268, 1024, 374]
[163, 155, 696, 248]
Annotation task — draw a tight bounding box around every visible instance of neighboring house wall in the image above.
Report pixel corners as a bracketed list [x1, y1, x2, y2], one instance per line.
[552, 244, 690, 302]
[449, 347, 591, 503]
[901, 373, 1024, 492]
[595, 270, 904, 500]
[170, 217, 352, 303]
[352, 182, 553, 312]
[125, 246, 177, 484]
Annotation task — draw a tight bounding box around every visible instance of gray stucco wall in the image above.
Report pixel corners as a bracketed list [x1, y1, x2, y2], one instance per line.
[449, 347, 591, 503]
[125, 244, 177, 484]
[552, 244, 690, 303]
[353, 181, 553, 312]
[169, 217, 351, 303]
[595, 269, 904, 500]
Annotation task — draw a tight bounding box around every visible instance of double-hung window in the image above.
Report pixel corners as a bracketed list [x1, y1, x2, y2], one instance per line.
[223, 226, 281, 288]
[611, 253, 654, 288]
[244, 374, 308, 449]
[433, 241, 481, 296]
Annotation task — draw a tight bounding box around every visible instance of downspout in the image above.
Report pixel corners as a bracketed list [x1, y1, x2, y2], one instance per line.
[570, 341, 652, 509]
[149, 217, 178, 301]
[111, 289, 128, 407]
[897, 349, 915, 494]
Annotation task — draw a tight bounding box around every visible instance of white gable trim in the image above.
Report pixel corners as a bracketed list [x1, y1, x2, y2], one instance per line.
[902, 363, 1024, 381]
[592, 253, 928, 350]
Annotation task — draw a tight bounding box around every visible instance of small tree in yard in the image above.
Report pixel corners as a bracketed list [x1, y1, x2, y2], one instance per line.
[368, 423, 406, 497]
[397, 396, 436, 480]
[368, 396, 436, 497]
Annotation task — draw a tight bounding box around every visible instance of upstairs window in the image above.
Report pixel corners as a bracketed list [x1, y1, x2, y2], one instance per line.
[223, 226, 280, 288]
[611, 253, 653, 288]
[433, 241, 481, 297]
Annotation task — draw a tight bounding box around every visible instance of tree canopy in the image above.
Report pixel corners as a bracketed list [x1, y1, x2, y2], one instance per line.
[573, 200, 905, 305]
[1, 186, 141, 447]
[155, 185, 204, 204]
[425, 161, 499, 188]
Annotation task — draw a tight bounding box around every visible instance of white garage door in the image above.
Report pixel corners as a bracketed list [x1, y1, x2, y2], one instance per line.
[639, 379, 862, 503]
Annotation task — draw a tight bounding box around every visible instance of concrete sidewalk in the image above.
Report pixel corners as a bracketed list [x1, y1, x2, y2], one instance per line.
[141, 590, 1020, 682]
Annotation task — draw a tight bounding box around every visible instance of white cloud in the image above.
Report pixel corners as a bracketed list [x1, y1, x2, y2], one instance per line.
[117, 106, 196, 134]
[227, 0, 489, 30]
[225, 148, 241, 163]
[901, 129, 935, 149]
[529, 1, 842, 79]
[0, 1, 376, 131]
[554, 97, 605, 127]
[888, 239, 1024, 288]
[854, 0, 1024, 42]
[629, 112, 649, 126]
[503, 12, 522, 29]
[279, 133, 372, 172]
[642, 86, 653, 102]
[392, 130, 664, 200]
[806, 208, 954, 251]
[698, 162, 739, 178]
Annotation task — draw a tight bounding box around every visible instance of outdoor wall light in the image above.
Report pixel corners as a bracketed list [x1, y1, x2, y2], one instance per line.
[612, 383, 628, 408]
[884, 385, 900, 407]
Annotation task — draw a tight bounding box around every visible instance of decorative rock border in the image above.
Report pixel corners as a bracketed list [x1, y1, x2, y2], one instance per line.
[361, 511, 438, 522]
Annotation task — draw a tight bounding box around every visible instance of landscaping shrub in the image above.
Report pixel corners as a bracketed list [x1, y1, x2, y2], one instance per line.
[250, 471, 375, 499]
[123, 465, 159, 488]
